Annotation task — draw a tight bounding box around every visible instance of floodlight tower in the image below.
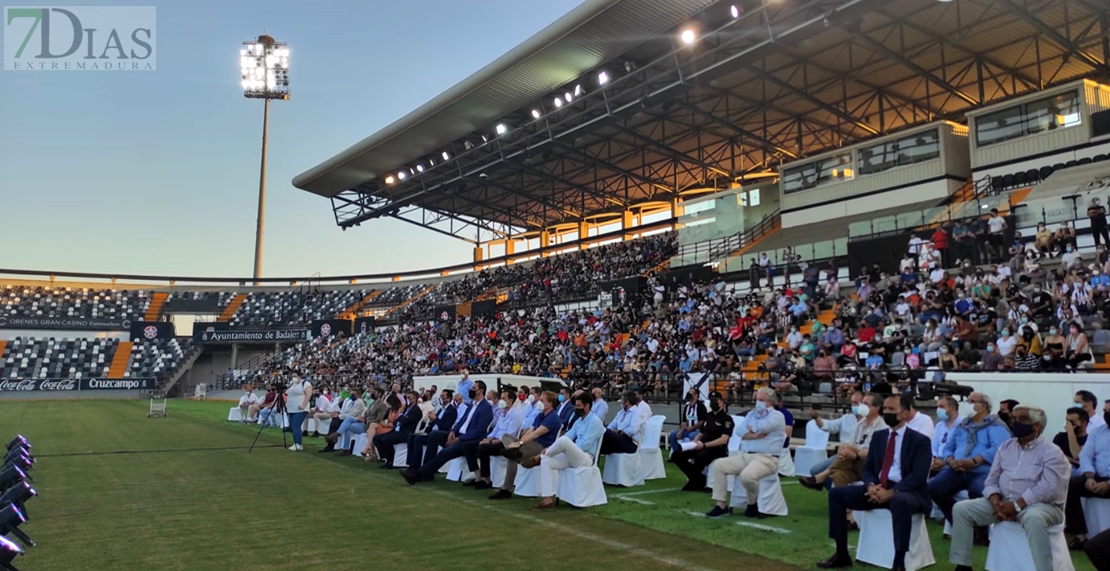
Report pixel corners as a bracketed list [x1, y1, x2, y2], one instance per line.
[239, 34, 290, 283]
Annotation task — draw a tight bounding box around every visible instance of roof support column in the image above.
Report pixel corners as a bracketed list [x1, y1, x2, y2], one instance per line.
[579, 221, 590, 250]
[505, 239, 516, 265]
[473, 246, 484, 271]
[622, 211, 635, 241]
[540, 230, 552, 257]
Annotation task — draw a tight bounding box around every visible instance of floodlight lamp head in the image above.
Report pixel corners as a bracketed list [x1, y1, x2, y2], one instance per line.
[0, 503, 32, 550]
[0, 468, 24, 493]
[2, 458, 30, 478]
[1, 450, 27, 466]
[4, 438, 27, 453]
[0, 483, 34, 511]
[0, 534, 21, 571]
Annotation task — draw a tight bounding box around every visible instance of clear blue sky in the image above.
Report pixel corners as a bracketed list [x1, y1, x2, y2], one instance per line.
[0, 0, 584, 279]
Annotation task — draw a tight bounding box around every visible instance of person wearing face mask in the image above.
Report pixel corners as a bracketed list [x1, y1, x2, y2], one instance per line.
[373, 390, 423, 469]
[530, 393, 607, 510]
[590, 387, 608, 421]
[948, 406, 1071, 571]
[554, 387, 575, 431]
[1053, 407, 1090, 475]
[403, 390, 458, 470]
[401, 381, 494, 484]
[929, 392, 1012, 526]
[818, 394, 933, 570]
[672, 392, 734, 492]
[800, 391, 864, 489]
[932, 396, 962, 475]
[801, 393, 888, 490]
[467, 389, 525, 490]
[1065, 322, 1092, 370]
[488, 390, 564, 500]
[1043, 327, 1067, 368]
[669, 388, 708, 460]
[996, 328, 1018, 357]
[997, 399, 1020, 428]
[599, 391, 652, 456]
[705, 388, 785, 518]
[360, 388, 391, 460]
[980, 341, 1004, 371]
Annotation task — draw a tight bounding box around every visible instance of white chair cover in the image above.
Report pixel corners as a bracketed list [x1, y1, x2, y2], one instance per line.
[393, 444, 408, 468]
[491, 456, 509, 488]
[447, 457, 475, 483]
[512, 465, 540, 497]
[602, 436, 646, 488]
[855, 510, 935, 571]
[792, 427, 830, 476]
[640, 415, 667, 480]
[557, 438, 607, 508]
[1084, 497, 1110, 537]
[227, 407, 242, 422]
[985, 521, 1074, 571]
[778, 445, 795, 477]
[727, 471, 788, 516]
[353, 433, 369, 458]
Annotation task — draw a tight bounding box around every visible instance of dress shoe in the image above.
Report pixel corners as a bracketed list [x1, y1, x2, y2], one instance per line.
[705, 505, 731, 518]
[488, 489, 513, 500]
[474, 481, 492, 490]
[798, 476, 825, 491]
[317, 446, 335, 454]
[502, 448, 524, 461]
[1068, 537, 1087, 551]
[334, 450, 351, 457]
[324, 433, 339, 444]
[379, 462, 393, 470]
[953, 565, 973, 571]
[815, 553, 852, 568]
[521, 456, 542, 469]
[743, 504, 765, 519]
[530, 501, 556, 511]
[399, 469, 419, 486]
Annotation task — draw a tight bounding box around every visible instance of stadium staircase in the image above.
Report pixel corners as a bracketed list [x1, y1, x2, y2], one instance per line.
[144, 292, 168, 321]
[219, 294, 247, 322]
[159, 344, 204, 396]
[108, 342, 133, 378]
[719, 212, 782, 262]
[713, 305, 836, 396]
[0, 341, 6, 363]
[338, 290, 380, 320]
[384, 285, 435, 317]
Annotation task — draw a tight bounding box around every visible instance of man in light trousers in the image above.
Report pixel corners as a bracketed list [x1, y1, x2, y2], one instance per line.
[949, 406, 1071, 571]
[531, 394, 606, 510]
[705, 387, 785, 518]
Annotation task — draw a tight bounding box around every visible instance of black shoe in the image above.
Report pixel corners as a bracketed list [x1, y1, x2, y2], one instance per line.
[462, 480, 479, 487]
[1068, 537, 1087, 551]
[379, 462, 393, 470]
[953, 566, 973, 571]
[317, 446, 335, 453]
[488, 489, 513, 500]
[705, 505, 731, 518]
[502, 448, 523, 461]
[743, 503, 764, 519]
[399, 469, 419, 486]
[310, 432, 320, 438]
[422, 473, 436, 483]
[681, 481, 703, 492]
[815, 553, 852, 569]
[474, 481, 492, 490]
[798, 476, 825, 491]
[847, 521, 859, 532]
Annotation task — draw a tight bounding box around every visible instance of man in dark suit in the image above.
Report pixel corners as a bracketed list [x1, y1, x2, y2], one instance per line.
[817, 393, 932, 571]
[401, 380, 495, 485]
[405, 390, 457, 471]
[556, 387, 575, 431]
[373, 390, 423, 469]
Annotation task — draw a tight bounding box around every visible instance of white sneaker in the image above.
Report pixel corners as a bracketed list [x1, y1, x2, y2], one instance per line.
[288, 444, 302, 451]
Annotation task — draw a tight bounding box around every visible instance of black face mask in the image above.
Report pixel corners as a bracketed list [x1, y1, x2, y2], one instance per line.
[710, 400, 722, 412]
[998, 412, 1011, 425]
[1010, 421, 1035, 439]
[1104, 411, 1110, 428]
[469, 389, 478, 400]
[882, 412, 901, 427]
[575, 408, 587, 417]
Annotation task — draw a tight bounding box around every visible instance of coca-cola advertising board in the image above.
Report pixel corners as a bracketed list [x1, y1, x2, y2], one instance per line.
[0, 379, 78, 391]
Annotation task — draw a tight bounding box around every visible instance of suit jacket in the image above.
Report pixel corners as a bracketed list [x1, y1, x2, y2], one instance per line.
[457, 399, 494, 442]
[557, 400, 575, 430]
[433, 404, 458, 432]
[863, 427, 932, 503]
[365, 399, 388, 425]
[395, 405, 422, 435]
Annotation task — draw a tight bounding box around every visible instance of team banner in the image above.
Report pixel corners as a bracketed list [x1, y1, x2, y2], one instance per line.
[193, 329, 308, 344]
[0, 314, 130, 331]
[433, 305, 457, 321]
[470, 299, 497, 317]
[130, 321, 176, 341]
[0, 378, 157, 391]
[310, 319, 352, 339]
[353, 316, 376, 336]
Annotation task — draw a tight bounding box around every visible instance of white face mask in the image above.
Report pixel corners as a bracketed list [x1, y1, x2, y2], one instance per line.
[527, 394, 536, 404]
[497, 400, 508, 410]
[853, 403, 870, 417]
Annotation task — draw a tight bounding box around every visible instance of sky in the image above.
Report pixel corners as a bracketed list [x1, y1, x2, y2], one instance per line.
[0, 0, 585, 279]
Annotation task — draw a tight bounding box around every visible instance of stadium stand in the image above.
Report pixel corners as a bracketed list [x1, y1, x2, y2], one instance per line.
[0, 337, 119, 379]
[0, 286, 150, 323]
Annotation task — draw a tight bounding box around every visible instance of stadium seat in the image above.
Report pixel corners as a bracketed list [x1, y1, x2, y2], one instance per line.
[1066, 160, 1078, 169]
[1095, 154, 1108, 162]
[985, 521, 1073, 571]
[353, 433, 369, 457]
[991, 176, 1005, 194]
[639, 415, 666, 480]
[1002, 173, 1015, 190]
[1039, 165, 1055, 181]
[1014, 171, 1027, 186]
[555, 438, 606, 508]
[1025, 169, 1040, 184]
[855, 510, 934, 571]
[1079, 157, 1093, 166]
[792, 428, 830, 476]
[1084, 497, 1110, 537]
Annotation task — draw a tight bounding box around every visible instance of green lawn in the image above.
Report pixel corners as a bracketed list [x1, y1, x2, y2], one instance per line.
[0, 398, 1095, 571]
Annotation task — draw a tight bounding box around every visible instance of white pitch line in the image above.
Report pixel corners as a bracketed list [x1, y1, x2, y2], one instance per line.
[612, 486, 682, 496]
[681, 510, 792, 534]
[613, 495, 657, 505]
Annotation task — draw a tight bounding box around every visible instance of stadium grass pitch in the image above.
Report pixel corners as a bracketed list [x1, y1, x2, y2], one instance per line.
[0, 399, 1094, 571]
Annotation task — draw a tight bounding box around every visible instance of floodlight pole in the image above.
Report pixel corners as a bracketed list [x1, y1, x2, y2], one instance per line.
[253, 98, 269, 284]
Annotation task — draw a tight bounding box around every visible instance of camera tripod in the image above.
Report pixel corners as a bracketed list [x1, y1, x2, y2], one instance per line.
[248, 391, 288, 453]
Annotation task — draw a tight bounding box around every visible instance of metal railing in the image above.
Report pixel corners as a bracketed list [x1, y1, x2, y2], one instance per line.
[672, 211, 780, 268]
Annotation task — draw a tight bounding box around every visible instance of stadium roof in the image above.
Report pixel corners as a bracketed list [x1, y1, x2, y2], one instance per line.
[295, 0, 1110, 243]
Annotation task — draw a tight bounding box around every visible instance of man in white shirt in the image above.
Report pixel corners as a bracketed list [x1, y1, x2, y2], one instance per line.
[805, 391, 864, 480]
[238, 389, 260, 424]
[311, 387, 333, 437]
[600, 391, 652, 455]
[904, 401, 934, 440]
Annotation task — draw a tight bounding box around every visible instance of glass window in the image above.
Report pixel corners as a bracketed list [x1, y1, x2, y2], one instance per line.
[684, 200, 715, 215]
[738, 188, 761, 207]
[977, 105, 1025, 146]
[857, 129, 940, 175]
[783, 153, 852, 194]
[816, 153, 854, 186]
[1026, 92, 1081, 134]
[782, 163, 818, 194]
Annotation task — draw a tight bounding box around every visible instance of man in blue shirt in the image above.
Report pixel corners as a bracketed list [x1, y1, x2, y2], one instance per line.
[489, 391, 562, 500]
[466, 389, 525, 490]
[1064, 410, 1110, 549]
[706, 388, 786, 519]
[928, 392, 1011, 524]
[531, 393, 606, 510]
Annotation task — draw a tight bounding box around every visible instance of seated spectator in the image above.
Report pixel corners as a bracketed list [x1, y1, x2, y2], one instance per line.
[531, 393, 606, 510]
[590, 387, 608, 421]
[1064, 406, 1110, 550]
[929, 392, 1011, 525]
[705, 388, 785, 519]
[600, 391, 652, 455]
[488, 391, 563, 500]
[310, 386, 334, 437]
[1054, 407, 1089, 474]
[800, 393, 887, 490]
[804, 391, 863, 481]
[672, 391, 735, 491]
[1065, 321, 1092, 369]
[372, 391, 422, 469]
[331, 387, 369, 457]
[1075, 390, 1105, 431]
[999, 399, 1020, 428]
[1034, 222, 1053, 256]
[238, 388, 260, 424]
[400, 382, 493, 485]
[466, 388, 525, 490]
[817, 394, 932, 570]
[404, 390, 458, 470]
[932, 395, 962, 474]
[669, 388, 707, 457]
[360, 388, 390, 460]
[949, 406, 1069, 571]
[255, 386, 279, 427]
